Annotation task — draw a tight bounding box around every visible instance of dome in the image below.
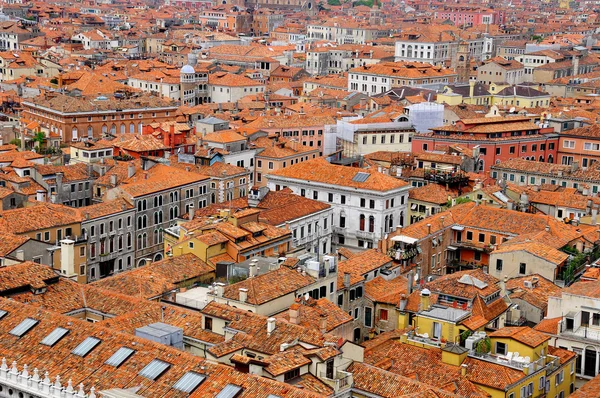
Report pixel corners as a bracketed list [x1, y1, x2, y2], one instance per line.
[181, 64, 195, 74]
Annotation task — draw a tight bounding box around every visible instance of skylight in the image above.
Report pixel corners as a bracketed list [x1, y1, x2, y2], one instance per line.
[0, 310, 7, 320]
[215, 384, 243, 398]
[105, 347, 135, 368]
[72, 337, 101, 357]
[352, 172, 370, 182]
[40, 327, 69, 347]
[139, 359, 171, 381]
[173, 371, 206, 393]
[9, 318, 38, 337]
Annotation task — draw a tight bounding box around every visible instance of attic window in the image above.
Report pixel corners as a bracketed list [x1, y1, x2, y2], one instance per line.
[40, 327, 69, 347]
[9, 318, 39, 337]
[173, 371, 207, 393]
[139, 359, 171, 380]
[215, 384, 243, 398]
[352, 172, 370, 182]
[72, 336, 101, 357]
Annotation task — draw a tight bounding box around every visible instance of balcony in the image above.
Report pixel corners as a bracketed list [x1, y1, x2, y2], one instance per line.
[469, 350, 555, 373]
[319, 370, 352, 392]
[453, 241, 494, 253]
[355, 230, 374, 240]
[559, 322, 600, 342]
[405, 331, 442, 348]
[332, 226, 345, 234]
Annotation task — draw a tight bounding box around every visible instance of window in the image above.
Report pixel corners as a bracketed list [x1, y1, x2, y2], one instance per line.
[593, 313, 600, 326]
[519, 262, 526, 275]
[466, 231, 473, 241]
[379, 309, 388, 321]
[313, 191, 318, 200]
[509, 146, 515, 154]
[432, 322, 441, 339]
[339, 215, 346, 228]
[360, 198, 366, 207]
[328, 193, 333, 202]
[369, 200, 375, 209]
[563, 140, 575, 149]
[341, 195, 346, 204]
[365, 307, 372, 327]
[496, 342, 507, 356]
[284, 368, 300, 381]
[474, 252, 481, 261]
[496, 259, 503, 271]
[478, 233, 485, 243]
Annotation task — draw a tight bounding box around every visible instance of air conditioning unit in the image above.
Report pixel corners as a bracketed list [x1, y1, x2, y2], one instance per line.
[524, 280, 533, 288]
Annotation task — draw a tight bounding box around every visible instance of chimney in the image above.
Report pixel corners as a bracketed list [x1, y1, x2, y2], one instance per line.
[427, 223, 431, 235]
[420, 288, 431, 311]
[289, 303, 300, 324]
[399, 293, 408, 311]
[592, 208, 598, 226]
[189, 203, 195, 221]
[239, 288, 248, 303]
[215, 282, 225, 297]
[127, 162, 135, 178]
[110, 174, 117, 186]
[36, 190, 46, 202]
[56, 172, 64, 189]
[500, 275, 508, 297]
[319, 314, 328, 333]
[343, 272, 351, 288]
[60, 239, 75, 277]
[469, 80, 475, 98]
[573, 55, 580, 76]
[407, 270, 414, 295]
[267, 317, 276, 335]
[461, 364, 468, 377]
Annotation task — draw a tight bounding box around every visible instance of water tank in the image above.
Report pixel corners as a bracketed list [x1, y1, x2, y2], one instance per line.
[135, 322, 184, 349]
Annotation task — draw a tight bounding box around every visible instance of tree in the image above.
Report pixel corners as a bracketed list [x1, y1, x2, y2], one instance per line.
[33, 132, 45, 149]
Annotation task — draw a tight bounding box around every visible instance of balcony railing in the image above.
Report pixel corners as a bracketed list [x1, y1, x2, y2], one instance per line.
[319, 370, 352, 392]
[406, 331, 442, 348]
[560, 323, 600, 342]
[355, 230, 374, 240]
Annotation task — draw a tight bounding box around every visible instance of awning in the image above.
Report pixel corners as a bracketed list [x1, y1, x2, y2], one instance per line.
[391, 235, 418, 244]
[451, 226, 465, 231]
[447, 246, 458, 251]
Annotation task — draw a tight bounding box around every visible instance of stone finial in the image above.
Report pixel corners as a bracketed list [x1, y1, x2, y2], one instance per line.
[43, 371, 50, 384]
[21, 364, 29, 378]
[11, 361, 17, 373]
[54, 375, 61, 388]
[89, 386, 96, 398]
[78, 383, 85, 395]
[66, 379, 74, 392]
[0, 357, 7, 370]
[32, 368, 40, 381]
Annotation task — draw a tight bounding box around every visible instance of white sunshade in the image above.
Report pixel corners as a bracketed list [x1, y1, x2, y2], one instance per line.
[391, 235, 418, 244]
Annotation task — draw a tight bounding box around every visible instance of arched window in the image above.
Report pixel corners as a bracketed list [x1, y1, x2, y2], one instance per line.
[384, 215, 389, 233]
[548, 154, 554, 163]
[369, 216, 375, 233]
[102, 125, 107, 135]
[154, 212, 159, 225]
[87, 126, 93, 138]
[138, 123, 143, 133]
[359, 214, 365, 231]
[174, 206, 178, 218]
[154, 197, 158, 207]
[120, 124, 125, 134]
[169, 207, 174, 220]
[388, 215, 393, 230]
[137, 234, 142, 249]
[143, 215, 147, 228]
[110, 124, 116, 134]
[109, 237, 114, 252]
[142, 233, 147, 248]
[137, 216, 143, 229]
[72, 128, 78, 140]
[118, 236, 123, 250]
[153, 230, 159, 246]
[129, 123, 135, 133]
[137, 201, 142, 211]
[406, 45, 413, 58]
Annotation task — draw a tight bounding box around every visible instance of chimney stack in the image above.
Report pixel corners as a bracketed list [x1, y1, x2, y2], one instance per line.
[407, 271, 414, 295]
[461, 364, 468, 377]
[319, 314, 328, 333]
[343, 272, 351, 288]
[239, 288, 248, 303]
[289, 303, 300, 324]
[267, 317, 276, 335]
[420, 288, 431, 311]
[189, 203, 195, 221]
[127, 162, 135, 178]
[399, 293, 408, 311]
